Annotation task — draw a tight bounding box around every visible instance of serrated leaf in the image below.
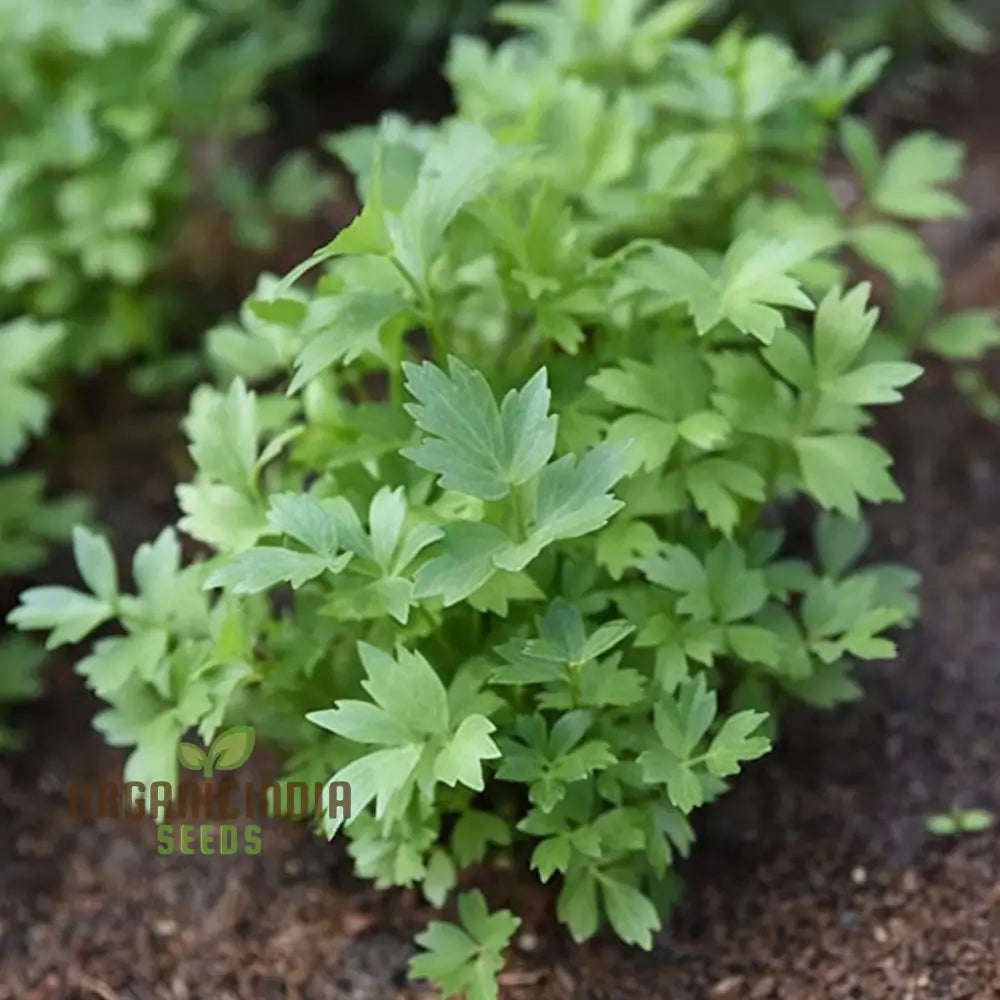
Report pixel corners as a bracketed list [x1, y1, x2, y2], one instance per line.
[289, 290, 410, 392]
[403, 358, 557, 501]
[392, 122, 504, 287]
[9, 586, 113, 649]
[495, 442, 628, 570]
[413, 521, 512, 607]
[410, 890, 518, 1000]
[359, 643, 450, 739]
[677, 410, 729, 449]
[434, 714, 501, 791]
[708, 233, 819, 343]
[267, 493, 339, 555]
[451, 811, 512, 867]
[704, 710, 771, 777]
[599, 876, 661, 950]
[795, 434, 901, 518]
[72, 526, 118, 602]
[813, 283, 878, 378]
[204, 547, 346, 593]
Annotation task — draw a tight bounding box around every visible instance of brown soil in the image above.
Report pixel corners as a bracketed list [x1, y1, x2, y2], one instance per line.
[3, 59, 1000, 1000]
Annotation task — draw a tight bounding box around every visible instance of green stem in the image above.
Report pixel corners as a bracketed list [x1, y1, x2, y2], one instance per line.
[388, 255, 447, 364]
[426, 295, 447, 364]
[509, 485, 529, 541]
[389, 333, 403, 407]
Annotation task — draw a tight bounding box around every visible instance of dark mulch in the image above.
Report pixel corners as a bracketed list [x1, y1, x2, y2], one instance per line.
[3, 57, 1000, 1000]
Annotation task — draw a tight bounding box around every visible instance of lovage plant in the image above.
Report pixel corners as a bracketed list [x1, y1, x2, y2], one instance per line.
[12, 0, 987, 993]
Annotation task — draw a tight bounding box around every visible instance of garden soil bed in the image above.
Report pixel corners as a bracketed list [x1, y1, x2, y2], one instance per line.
[3, 61, 1000, 1000]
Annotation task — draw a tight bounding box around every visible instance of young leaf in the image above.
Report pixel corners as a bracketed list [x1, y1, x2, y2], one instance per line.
[409, 890, 520, 1000]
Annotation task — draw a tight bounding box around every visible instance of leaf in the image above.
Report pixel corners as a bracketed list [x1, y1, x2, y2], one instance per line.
[307, 700, 413, 746]
[358, 643, 451, 740]
[703, 710, 771, 777]
[926, 0, 992, 52]
[72, 526, 118, 603]
[598, 875, 661, 950]
[266, 493, 340, 555]
[608, 414, 678, 472]
[815, 513, 871, 578]
[289, 291, 411, 392]
[132, 529, 182, 618]
[0, 318, 63, 462]
[8, 586, 113, 649]
[0, 637, 45, 703]
[322, 743, 423, 835]
[677, 410, 729, 450]
[822, 362, 922, 405]
[851, 222, 939, 288]
[639, 746, 703, 812]
[204, 546, 345, 593]
[177, 481, 268, 552]
[873, 133, 965, 221]
[391, 122, 505, 288]
[184, 379, 258, 491]
[410, 891, 519, 1000]
[531, 836, 572, 881]
[795, 435, 901, 518]
[434, 714, 501, 791]
[813, 283, 878, 378]
[557, 867, 600, 943]
[423, 848, 458, 907]
[76, 630, 169, 698]
[682, 458, 765, 536]
[955, 809, 993, 833]
[926, 311, 1000, 360]
[451, 811, 512, 866]
[495, 442, 628, 570]
[403, 358, 557, 501]
[413, 521, 512, 607]
[367, 486, 408, 570]
[840, 117, 881, 191]
[210, 725, 256, 771]
[665, 674, 716, 755]
[701, 233, 818, 343]
[596, 518, 660, 580]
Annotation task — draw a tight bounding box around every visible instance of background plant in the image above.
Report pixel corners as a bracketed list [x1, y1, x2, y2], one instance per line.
[0, 0, 338, 376]
[727, 0, 995, 61]
[9, 0, 995, 995]
[0, 317, 86, 748]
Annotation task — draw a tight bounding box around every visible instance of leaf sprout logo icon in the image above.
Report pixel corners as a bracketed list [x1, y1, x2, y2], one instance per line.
[177, 725, 256, 778]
